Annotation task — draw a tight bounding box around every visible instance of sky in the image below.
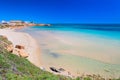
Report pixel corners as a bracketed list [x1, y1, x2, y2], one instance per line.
[0, 0, 120, 23]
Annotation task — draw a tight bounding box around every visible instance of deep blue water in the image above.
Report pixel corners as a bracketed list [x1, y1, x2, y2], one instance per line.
[32, 24, 120, 31]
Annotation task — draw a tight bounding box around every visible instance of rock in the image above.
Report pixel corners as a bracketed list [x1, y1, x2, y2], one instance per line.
[0, 35, 14, 52]
[18, 50, 29, 58]
[15, 45, 25, 49]
[40, 67, 46, 71]
[50, 67, 60, 73]
[13, 49, 29, 58]
[6, 44, 14, 52]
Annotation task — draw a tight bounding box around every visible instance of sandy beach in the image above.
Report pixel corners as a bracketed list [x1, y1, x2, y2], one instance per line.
[0, 29, 41, 67]
[0, 28, 74, 77]
[0, 28, 120, 79]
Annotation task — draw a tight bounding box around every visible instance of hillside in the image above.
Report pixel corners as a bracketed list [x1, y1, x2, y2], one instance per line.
[0, 35, 73, 80]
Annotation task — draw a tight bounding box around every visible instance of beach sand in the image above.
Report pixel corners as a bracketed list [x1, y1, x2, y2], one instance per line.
[1, 28, 120, 78]
[0, 29, 41, 67]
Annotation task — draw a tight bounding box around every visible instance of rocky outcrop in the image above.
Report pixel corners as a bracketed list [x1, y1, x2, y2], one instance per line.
[0, 35, 14, 52]
[13, 48, 29, 58]
[13, 45, 29, 58]
[6, 44, 14, 52]
[0, 35, 29, 58]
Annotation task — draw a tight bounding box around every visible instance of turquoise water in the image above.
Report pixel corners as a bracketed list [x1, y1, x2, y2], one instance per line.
[19, 24, 120, 78]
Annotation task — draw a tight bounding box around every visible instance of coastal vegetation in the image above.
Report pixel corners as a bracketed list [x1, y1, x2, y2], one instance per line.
[0, 36, 72, 80]
[0, 24, 9, 29]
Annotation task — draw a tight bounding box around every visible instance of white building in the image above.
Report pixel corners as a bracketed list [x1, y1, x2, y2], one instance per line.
[9, 20, 24, 26]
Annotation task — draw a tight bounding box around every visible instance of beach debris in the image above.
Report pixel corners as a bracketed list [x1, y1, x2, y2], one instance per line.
[15, 45, 25, 49]
[50, 67, 60, 73]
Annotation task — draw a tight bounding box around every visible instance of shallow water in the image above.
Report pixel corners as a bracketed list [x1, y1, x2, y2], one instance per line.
[19, 25, 120, 78]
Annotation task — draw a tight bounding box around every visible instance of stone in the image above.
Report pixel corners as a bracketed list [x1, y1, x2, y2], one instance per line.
[40, 67, 46, 71]
[15, 45, 25, 49]
[6, 44, 14, 52]
[50, 67, 60, 73]
[18, 50, 29, 58]
[13, 49, 29, 58]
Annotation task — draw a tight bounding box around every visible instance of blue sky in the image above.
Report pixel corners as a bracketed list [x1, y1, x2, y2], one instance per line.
[0, 0, 120, 23]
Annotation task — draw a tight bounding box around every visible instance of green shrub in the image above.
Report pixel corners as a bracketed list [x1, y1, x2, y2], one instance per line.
[84, 77, 92, 80]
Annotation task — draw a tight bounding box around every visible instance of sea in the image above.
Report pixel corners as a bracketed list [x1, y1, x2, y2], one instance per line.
[19, 24, 120, 78]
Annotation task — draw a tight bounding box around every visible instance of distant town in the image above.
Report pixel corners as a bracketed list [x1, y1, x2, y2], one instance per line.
[0, 20, 50, 29]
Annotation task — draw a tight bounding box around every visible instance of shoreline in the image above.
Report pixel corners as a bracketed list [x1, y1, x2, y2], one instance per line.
[0, 28, 76, 78]
[0, 28, 120, 79]
[26, 29, 120, 79]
